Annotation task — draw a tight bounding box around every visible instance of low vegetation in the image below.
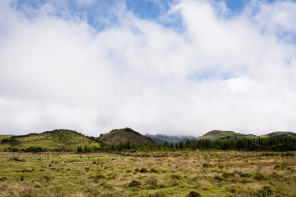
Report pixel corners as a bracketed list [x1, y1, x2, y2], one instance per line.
[0, 129, 99, 152]
[1, 129, 296, 196]
[0, 151, 295, 196]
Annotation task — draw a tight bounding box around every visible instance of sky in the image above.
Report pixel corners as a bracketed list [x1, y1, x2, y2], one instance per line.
[1, 0, 296, 136]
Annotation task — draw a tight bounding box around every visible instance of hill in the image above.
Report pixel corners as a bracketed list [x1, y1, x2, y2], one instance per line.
[98, 128, 155, 146]
[0, 129, 99, 152]
[146, 134, 195, 144]
[261, 131, 296, 138]
[197, 130, 256, 141]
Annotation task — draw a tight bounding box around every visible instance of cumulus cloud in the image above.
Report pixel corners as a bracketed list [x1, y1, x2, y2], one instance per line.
[0, 0, 296, 136]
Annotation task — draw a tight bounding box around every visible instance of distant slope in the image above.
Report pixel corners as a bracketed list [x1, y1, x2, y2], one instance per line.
[0, 129, 99, 151]
[264, 131, 296, 138]
[197, 130, 256, 141]
[98, 128, 155, 146]
[146, 134, 195, 144]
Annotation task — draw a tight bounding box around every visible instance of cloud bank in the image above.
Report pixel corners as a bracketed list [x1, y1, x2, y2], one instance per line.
[0, 0, 296, 136]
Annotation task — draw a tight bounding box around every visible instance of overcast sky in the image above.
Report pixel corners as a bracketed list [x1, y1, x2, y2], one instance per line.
[1, 0, 296, 136]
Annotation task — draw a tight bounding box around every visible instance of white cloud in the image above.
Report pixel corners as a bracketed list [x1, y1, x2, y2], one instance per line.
[0, 0, 296, 136]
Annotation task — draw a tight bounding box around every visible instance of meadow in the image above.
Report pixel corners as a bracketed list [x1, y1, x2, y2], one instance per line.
[0, 151, 295, 197]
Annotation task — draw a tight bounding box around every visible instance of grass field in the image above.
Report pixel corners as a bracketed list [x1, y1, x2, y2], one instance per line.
[0, 151, 295, 197]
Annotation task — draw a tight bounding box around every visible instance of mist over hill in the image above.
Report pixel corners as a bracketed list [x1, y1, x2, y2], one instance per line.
[98, 128, 155, 146]
[197, 130, 296, 141]
[1, 128, 296, 152]
[146, 134, 196, 144]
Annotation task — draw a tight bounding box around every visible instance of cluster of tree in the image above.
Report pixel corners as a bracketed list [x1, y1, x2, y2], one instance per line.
[188, 137, 296, 151]
[76, 145, 100, 153]
[77, 136, 296, 153]
[1, 138, 21, 146]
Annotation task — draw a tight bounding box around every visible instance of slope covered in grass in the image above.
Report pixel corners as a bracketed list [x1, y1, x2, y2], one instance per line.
[98, 128, 155, 146]
[197, 130, 256, 141]
[0, 129, 99, 151]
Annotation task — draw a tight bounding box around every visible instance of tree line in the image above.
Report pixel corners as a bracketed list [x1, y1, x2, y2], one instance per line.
[77, 136, 296, 153]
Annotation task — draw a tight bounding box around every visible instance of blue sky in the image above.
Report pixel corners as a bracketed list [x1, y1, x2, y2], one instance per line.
[1, 0, 296, 136]
[13, 0, 288, 30]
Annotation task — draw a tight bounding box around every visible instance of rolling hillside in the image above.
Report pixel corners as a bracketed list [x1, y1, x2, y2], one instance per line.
[265, 131, 296, 138]
[0, 129, 99, 151]
[98, 128, 155, 146]
[197, 130, 256, 141]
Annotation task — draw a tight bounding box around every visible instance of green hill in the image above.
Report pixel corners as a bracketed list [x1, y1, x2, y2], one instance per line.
[146, 134, 195, 144]
[98, 128, 155, 146]
[197, 130, 256, 141]
[264, 131, 296, 138]
[0, 129, 99, 152]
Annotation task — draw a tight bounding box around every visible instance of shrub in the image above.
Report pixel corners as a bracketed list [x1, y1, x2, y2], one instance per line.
[214, 175, 224, 181]
[24, 146, 43, 153]
[140, 168, 148, 173]
[258, 186, 272, 196]
[146, 178, 157, 186]
[1, 138, 20, 145]
[21, 194, 33, 197]
[95, 173, 106, 179]
[149, 192, 167, 197]
[253, 172, 265, 180]
[203, 163, 215, 168]
[150, 168, 158, 173]
[43, 176, 51, 183]
[129, 180, 141, 188]
[226, 187, 237, 193]
[0, 177, 7, 182]
[186, 191, 201, 197]
[12, 155, 25, 162]
[170, 174, 182, 180]
[239, 173, 252, 178]
[222, 172, 235, 179]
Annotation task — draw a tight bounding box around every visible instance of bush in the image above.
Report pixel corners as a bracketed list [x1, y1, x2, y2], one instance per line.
[273, 165, 283, 170]
[239, 173, 252, 178]
[24, 146, 43, 153]
[43, 176, 51, 183]
[258, 186, 272, 196]
[21, 194, 33, 197]
[0, 177, 7, 182]
[223, 172, 235, 179]
[150, 168, 158, 173]
[214, 175, 224, 181]
[203, 163, 215, 168]
[140, 168, 148, 173]
[253, 172, 265, 180]
[129, 180, 141, 188]
[145, 178, 157, 186]
[170, 174, 182, 180]
[226, 187, 237, 193]
[186, 191, 201, 197]
[1, 138, 20, 145]
[95, 173, 106, 179]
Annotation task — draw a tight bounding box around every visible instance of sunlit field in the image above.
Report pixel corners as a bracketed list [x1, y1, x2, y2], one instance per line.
[0, 151, 295, 197]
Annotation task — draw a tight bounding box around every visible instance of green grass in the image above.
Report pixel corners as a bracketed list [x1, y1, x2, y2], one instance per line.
[0, 130, 99, 152]
[0, 151, 295, 196]
[197, 130, 256, 141]
[98, 128, 155, 145]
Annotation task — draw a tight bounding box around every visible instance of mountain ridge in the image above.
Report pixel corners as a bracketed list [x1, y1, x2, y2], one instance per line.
[98, 127, 155, 146]
[197, 130, 296, 141]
